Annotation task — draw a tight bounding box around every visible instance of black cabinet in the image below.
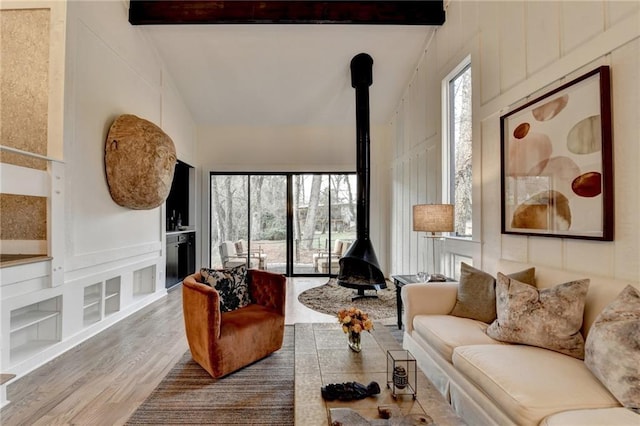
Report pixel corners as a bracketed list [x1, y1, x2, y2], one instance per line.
[166, 232, 195, 289]
[166, 160, 192, 231]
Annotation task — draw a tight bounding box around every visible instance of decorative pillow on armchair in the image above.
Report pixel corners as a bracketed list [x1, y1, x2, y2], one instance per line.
[449, 263, 536, 323]
[585, 285, 640, 412]
[487, 273, 589, 359]
[200, 264, 251, 312]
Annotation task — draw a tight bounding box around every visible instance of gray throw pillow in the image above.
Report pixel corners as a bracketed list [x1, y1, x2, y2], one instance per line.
[449, 263, 536, 323]
[487, 273, 589, 359]
[585, 285, 640, 412]
[200, 264, 251, 313]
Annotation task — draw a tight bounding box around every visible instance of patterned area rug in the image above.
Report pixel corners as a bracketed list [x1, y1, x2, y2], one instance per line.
[126, 326, 294, 425]
[298, 279, 397, 321]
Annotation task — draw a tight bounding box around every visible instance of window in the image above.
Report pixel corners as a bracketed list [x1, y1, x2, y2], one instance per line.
[443, 58, 472, 238]
[209, 172, 356, 276]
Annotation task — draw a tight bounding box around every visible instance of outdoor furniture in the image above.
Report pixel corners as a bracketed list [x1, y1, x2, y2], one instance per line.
[218, 240, 266, 269]
[234, 239, 267, 269]
[182, 269, 286, 378]
[313, 239, 353, 273]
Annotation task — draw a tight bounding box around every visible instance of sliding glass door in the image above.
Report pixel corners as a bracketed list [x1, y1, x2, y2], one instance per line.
[292, 174, 357, 275]
[249, 175, 287, 273]
[210, 172, 355, 276]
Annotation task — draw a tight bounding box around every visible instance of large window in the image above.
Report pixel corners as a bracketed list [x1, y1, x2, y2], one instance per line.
[209, 172, 355, 276]
[443, 59, 472, 238]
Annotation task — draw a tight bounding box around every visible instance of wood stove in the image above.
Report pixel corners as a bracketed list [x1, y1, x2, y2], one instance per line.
[338, 53, 386, 300]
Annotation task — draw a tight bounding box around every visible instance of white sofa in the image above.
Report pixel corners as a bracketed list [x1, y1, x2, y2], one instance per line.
[401, 260, 639, 426]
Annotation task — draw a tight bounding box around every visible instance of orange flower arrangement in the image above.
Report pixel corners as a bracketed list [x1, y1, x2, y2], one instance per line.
[337, 307, 374, 334]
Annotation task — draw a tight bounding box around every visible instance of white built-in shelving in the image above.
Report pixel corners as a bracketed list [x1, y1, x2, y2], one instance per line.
[9, 296, 62, 365]
[83, 283, 102, 326]
[104, 277, 121, 316]
[82, 277, 122, 327]
[133, 265, 155, 299]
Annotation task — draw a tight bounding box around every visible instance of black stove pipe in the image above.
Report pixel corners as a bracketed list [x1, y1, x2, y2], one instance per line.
[338, 53, 385, 290]
[352, 53, 373, 242]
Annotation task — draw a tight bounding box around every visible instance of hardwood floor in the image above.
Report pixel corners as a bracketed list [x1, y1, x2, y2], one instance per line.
[1, 277, 332, 425]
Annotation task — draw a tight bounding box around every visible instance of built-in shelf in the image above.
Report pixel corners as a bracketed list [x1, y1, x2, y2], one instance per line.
[9, 296, 62, 364]
[105, 277, 121, 316]
[83, 283, 102, 326]
[133, 266, 155, 298]
[10, 310, 59, 333]
[83, 278, 121, 325]
[10, 340, 61, 363]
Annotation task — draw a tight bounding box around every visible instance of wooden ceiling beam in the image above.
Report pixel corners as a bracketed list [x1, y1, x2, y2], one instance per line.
[129, 1, 446, 26]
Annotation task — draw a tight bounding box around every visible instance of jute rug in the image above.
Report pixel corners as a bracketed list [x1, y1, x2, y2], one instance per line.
[298, 279, 396, 321]
[126, 326, 294, 425]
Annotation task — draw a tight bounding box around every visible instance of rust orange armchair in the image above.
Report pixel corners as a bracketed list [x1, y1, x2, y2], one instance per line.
[182, 268, 286, 378]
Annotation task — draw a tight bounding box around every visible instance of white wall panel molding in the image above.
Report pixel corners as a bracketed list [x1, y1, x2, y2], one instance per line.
[480, 9, 639, 120]
[0, 163, 49, 197]
[560, 1, 604, 55]
[525, 1, 561, 76]
[64, 243, 162, 279]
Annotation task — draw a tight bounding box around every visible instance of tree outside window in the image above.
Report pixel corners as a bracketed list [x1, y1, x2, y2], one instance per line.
[447, 63, 472, 238]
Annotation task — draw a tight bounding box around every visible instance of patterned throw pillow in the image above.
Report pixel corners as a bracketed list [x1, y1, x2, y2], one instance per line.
[585, 285, 640, 412]
[200, 264, 251, 313]
[487, 273, 589, 359]
[449, 263, 536, 323]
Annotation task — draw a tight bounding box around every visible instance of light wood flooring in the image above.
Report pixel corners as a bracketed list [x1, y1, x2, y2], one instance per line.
[1, 277, 332, 426]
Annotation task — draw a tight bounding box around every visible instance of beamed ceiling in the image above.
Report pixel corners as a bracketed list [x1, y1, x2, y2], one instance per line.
[130, 1, 446, 127]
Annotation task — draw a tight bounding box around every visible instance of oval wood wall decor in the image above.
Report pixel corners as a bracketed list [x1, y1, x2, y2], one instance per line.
[105, 114, 176, 210]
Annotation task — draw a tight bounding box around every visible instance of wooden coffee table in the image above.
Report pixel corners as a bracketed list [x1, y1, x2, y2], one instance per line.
[294, 323, 465, 425]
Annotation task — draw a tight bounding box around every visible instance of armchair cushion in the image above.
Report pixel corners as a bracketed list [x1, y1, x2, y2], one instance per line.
[200, 264, 251, 312]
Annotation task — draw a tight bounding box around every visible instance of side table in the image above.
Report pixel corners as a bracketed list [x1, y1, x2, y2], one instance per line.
[391, 275, 456, 330]
[391, 275, 419, 330]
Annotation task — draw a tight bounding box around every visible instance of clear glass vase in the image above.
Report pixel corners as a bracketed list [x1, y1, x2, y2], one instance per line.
[348, 331, 362, 352]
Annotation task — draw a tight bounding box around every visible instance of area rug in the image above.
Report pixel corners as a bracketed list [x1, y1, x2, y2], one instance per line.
[126, 326, 294, 425]
[298, 279, 396, 321]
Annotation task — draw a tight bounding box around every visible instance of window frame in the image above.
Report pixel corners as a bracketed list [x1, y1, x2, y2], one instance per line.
[441, 55, 473, 240]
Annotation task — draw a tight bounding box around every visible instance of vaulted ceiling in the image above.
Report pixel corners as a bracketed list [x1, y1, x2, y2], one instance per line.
[132, 1, 445, 127]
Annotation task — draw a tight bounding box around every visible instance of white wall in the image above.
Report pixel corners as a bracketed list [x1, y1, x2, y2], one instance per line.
[1, 0, 197, 379]
[388, 0, 640, 282]
[64, 0, 196, 267]
[196, 124, 391, 273]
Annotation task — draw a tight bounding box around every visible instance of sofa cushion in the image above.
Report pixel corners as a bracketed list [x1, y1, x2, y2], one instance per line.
[487, 273, 589, 359]
[452, 344, 621, 426]
[541, 407, 639, 426]
[200, 264, 251, 312]
[450, 263, 535, 323]
[412, 314, 504, 362]
[585, 285, 640, 412]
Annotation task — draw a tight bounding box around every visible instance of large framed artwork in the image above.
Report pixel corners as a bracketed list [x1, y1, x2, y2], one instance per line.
[500, 66, 613, 241]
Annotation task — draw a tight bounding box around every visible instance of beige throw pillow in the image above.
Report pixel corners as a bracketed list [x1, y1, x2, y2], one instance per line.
[449, 263, 536, 323]
[487, 273, 589, 359]
[585, 285, 640, 412]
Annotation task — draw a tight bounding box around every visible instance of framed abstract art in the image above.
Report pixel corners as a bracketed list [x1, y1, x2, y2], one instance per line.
[500, 66, 613, 241]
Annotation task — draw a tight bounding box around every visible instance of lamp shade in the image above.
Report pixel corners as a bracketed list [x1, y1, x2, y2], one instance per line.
[413, 204, 454, 233]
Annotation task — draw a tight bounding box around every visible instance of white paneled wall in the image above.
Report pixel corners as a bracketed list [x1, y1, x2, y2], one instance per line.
[386, 0, 640, 282]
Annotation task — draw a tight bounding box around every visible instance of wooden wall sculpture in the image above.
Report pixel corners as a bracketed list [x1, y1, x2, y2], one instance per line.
[105, 114, 176, 210]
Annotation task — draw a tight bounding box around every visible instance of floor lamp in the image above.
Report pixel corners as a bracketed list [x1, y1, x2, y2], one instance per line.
[412, 204, 454, 282]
